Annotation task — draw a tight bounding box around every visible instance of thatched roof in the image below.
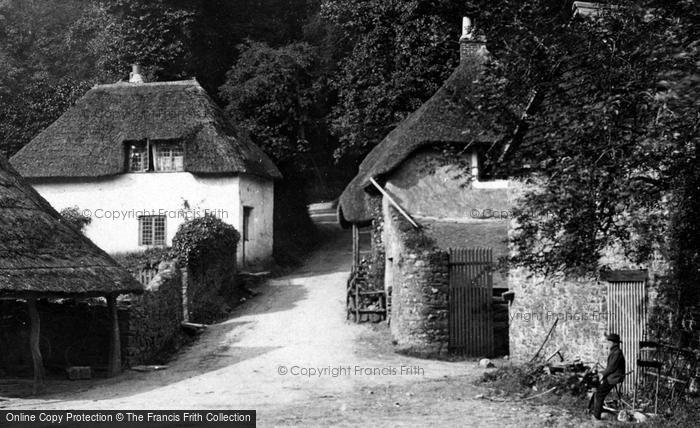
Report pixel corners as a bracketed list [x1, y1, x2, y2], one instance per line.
[0, 155, 143, 297]
[11, 80, 281, 180]
[338, 44, 497, 226]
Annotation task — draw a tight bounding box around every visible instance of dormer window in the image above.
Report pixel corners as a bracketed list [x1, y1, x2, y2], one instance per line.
[126, 140, 184, 173]
[154, 142, 184, 172]
[128, 142, 148, 172]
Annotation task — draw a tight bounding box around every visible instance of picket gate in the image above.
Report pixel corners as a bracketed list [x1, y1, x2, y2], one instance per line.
[449, 248, 494, 357]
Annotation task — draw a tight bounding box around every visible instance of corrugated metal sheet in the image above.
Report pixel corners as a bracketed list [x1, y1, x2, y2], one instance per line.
[449, 248, 494, 357]
[607, 280, 647, 394]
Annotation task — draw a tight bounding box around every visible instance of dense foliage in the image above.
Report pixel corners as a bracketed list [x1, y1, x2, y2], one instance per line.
[463, 0, 698, 341]
[111, 247, 173, 276]
[172, 215, 241, 268]
[220, 41, 321, 167]
[321, 0, 466, 162]
[59, 206, 92, 232]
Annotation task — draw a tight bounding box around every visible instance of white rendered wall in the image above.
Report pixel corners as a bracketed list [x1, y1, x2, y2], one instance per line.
[384, 150, 509, 222]
[238, 174, 274, 266]
[28, 172, 274, 265]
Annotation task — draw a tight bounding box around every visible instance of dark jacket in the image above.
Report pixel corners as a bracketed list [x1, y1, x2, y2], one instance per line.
[602, 344, 626, 385]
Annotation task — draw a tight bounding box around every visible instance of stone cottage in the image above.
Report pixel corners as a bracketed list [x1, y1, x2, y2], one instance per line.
[339, 18, 511, 357]
[11, 66, 281, 267]
[340, 11, 661, 373]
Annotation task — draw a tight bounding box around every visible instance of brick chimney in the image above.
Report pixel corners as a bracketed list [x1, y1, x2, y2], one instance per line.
[459, 16, 487, 63]
[129, 64, 145, 84]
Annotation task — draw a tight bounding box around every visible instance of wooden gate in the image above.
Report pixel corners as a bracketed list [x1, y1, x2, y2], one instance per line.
[449, 248, 494, 357]
[606, 275, 647, 394]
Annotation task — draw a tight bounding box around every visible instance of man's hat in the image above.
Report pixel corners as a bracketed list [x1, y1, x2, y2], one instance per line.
[605, 333, 621, 343]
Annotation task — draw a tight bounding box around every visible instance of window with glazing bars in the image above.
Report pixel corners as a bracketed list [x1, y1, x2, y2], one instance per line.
[154, 142, 184, 172]
[139, 215, 166, 246]
[128, 142, 148, 172]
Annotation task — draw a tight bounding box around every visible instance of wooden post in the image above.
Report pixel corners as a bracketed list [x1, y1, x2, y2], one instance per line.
[355, 279, 360, 323]
[352, 224, 360, 271]
[368, 177, 420, 228]
[27, 297, 44, 395]
[181, 267, 189, 322]
[107, 295, 121, 377]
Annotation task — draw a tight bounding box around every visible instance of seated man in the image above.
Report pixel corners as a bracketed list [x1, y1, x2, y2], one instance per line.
[589, 333, 626, 420]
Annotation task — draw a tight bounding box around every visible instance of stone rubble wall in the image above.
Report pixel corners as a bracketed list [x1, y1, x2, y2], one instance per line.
[507, 269, 609, 363]
[385, 205, 450, 357]
[124, 260, 185, 366]
[507, 180, 669, 363]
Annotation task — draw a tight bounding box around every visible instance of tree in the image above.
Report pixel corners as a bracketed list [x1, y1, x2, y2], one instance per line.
[88, 0, 313, 94]
[0, 0, 319, 157]
[220, 40, 330, 264]
[0, 0, 102, 157]
[0, 78, 92, 158]
[220, 41, 322, 168]
[463, 0, 698, 341]
[0, 0, 93, 89]
[321, 0, 468, 163]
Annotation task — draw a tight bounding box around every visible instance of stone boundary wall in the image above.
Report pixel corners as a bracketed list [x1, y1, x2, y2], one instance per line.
[385, 206, 450, 358]
[508, 270, 610, 363]
[184, 254, 237, 324]
[508, 251, 668, 364]
[507, 180, 668, 363]
[124, 260, 184, 366]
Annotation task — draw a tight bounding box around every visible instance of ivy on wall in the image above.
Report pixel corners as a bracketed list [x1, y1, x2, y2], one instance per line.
[172, 214, 240, 269]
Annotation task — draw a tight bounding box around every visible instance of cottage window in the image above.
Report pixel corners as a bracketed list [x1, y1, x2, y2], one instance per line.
[139, 215, 166, 246]
[153, 142, 184, 172]
[128, 142, 148, 172]
[126, 140, 184, 173]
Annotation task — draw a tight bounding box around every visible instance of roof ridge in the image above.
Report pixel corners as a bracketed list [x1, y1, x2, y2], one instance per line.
[93, 79, 202, 90]
[10, 78, 282, 179]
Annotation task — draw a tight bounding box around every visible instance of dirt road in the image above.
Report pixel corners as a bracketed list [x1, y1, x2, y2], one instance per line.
[2, 229, 589, 427]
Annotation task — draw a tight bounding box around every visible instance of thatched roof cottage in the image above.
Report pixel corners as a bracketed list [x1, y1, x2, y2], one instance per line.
[0, 154, 142, 392]
[338, 18, 510, 259]
[342, 11, 659, 370]
[11, 68, 281, 266]
[338, 17, 511, 357]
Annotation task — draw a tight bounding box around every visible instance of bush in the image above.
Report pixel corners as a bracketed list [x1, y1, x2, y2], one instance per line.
[172, 214, 240, 268]
[59, 206, 92, 232]
[112, 247, 173, 277]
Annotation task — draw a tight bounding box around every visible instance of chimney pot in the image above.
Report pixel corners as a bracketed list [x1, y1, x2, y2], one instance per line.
[461, 17, 473, 40]
[459, 16, 487, 64]
[129, 64, 145, 84]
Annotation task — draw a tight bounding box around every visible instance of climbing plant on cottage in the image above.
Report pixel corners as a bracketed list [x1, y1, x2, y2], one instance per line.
[172, 214, 241, 268]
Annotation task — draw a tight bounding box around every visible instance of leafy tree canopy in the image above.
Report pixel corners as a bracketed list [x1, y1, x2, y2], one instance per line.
[219, 41, 321, 167]
[321, 0, 469, 162]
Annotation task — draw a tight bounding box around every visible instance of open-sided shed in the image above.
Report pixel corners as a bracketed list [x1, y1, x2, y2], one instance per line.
[0, 155, 142, 393]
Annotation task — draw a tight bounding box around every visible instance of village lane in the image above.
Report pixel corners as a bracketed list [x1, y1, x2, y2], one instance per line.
[2, 227, 587, 427]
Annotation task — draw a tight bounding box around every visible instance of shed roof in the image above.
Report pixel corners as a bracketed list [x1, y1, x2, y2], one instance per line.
[0, 155, 143, 297]
[11, 80, 281, 180]
[338, 43, 497, 226]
